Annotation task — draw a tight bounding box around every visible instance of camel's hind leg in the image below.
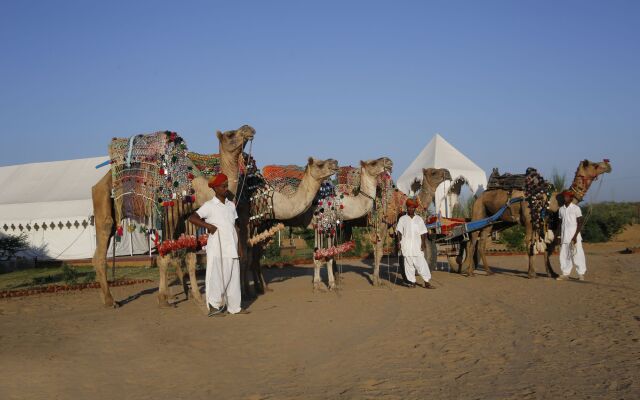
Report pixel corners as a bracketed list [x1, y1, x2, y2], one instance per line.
[544, 242, 559, 278]
[173, 256, 187, 299]
[91, 172, 116, 307]
[185, 252, 204, 305]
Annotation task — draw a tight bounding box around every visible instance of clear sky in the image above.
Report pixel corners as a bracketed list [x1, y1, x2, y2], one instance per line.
[1, 1, 638, 201]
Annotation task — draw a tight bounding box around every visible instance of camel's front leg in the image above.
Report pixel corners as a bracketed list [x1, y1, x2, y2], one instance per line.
[463, 233, 478, 277]
[313, 259, 325, 292]
[157, 255, 173, 307]
[327, 258, 337, 290]
[185, 252, 204, 305]
[371, 241, 384, 286]
[478, 228, 493, 275]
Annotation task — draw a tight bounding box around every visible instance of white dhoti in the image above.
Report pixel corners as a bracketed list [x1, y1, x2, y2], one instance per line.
[559, 242, 586, 277]
[403, 254, 432, 284]
[205, 256, 241, 314]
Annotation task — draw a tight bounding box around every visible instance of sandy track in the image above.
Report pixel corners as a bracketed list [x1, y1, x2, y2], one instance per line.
[1, 248, 639, 399]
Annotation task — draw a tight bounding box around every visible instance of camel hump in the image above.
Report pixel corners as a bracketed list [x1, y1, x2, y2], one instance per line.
[262, 165, 305, 196]
[108, 131, 196, 224]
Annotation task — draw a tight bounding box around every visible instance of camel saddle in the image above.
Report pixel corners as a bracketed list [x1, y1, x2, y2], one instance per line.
[486, 168, 526, 191]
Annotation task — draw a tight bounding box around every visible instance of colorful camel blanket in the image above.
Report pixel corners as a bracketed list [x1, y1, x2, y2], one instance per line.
[262, 165, 305, 197]
[108, 131, 198, 226]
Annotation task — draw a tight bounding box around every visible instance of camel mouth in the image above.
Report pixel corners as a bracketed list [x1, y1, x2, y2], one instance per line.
[383, 158, 393, 173]
[444, 170, 452, 180]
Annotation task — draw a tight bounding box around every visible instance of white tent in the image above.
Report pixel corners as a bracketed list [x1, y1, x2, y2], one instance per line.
[397, 134, 487, 217]
[0, 157, 151, 260]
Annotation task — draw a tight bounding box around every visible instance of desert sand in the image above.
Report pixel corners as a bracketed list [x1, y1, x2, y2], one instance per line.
[1, 239, 639, 399]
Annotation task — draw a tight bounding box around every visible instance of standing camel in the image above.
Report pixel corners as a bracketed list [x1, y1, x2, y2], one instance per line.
[91, 125, 255, 307]
[461, 159, 611, 278]
[244, 157, 339, 295]
[312, 157, 394, 290]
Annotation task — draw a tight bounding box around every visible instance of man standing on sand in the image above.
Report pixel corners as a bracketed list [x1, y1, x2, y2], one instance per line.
[556, 190, 587, 281]
[396, 198, 436, 289]
[188, 174, 248, 316]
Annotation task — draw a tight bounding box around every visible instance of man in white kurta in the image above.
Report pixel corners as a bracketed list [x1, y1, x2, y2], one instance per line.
[396, 199, 435, 289]
[557, 191, 587, 281]
[189, 174, 244, 315]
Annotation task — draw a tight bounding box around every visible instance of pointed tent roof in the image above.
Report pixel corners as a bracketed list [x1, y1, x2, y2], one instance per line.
[397, 134, 487, 215]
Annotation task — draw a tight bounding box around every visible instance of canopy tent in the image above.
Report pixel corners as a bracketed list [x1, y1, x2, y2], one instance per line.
[0, 157, 151, 260]
[396, 134, 487, 217]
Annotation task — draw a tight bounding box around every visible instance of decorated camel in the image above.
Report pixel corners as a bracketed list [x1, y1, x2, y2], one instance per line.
[311, 157, 394, 290]
[313, 165, 450, 290]
[461, 159, 611, 278]
[91, 125, 255, 307]
[241, 157, 340, 295]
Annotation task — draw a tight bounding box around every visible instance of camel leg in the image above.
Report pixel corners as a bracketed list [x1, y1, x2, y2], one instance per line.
[327, 258, 337, 290]
[544, 242, 559, 278]
[463, 233, 478, 277]
[312, 259, 325, 292]
[172, 256, 187, 299]
[371, 241, 384, 286]
[185, 251, 204, 305]
[479, 228, 493, 275]
[157, 255, 173, 307]
[91, 172, 116, 307]
[253, 246, 271, 293]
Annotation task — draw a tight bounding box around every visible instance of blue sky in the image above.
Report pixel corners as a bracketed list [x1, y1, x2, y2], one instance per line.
[1, 1, 638, 201]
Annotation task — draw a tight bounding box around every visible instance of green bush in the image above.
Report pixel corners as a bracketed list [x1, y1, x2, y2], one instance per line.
[499, 225, 526, 251]
[263, 240, 281, 259]
[581, 202, 639, 242]
[61, 264, 79, 285]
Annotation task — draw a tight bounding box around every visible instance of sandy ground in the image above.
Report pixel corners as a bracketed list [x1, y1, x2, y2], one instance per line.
[1, 241, 639, 399]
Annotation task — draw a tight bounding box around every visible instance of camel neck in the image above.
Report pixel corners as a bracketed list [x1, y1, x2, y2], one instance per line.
[272, 171, 321, 220]
[220, 146, 241, 195]
[339, 169, 377, 221]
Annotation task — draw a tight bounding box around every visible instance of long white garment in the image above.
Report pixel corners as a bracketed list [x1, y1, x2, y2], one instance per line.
[404, 255, 432, 284]
[196, 196, 241, 313]
[558, 202, 586, 276]
[397, 214, 431, 282]
[559, 242, 587, 276]
[559, 203, 583, 244]
[205, 256, 241, 313]
[396, 214, 428, 256]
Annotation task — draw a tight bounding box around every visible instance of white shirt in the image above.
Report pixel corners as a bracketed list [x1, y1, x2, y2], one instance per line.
[196, 196, 239, 258]
[396, 214, 428, 256]
[559, 202, 582, 244]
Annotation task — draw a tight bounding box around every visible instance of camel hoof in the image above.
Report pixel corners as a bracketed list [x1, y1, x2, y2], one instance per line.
[265, 286, 274, 293]
[328, 282, 337, 291]
[528, 273, 537, 279]
[157, 295, 175, 308]
[485, 270, 495, 276]
[313, 282, 326, 292]
[190, 293, 205, 306]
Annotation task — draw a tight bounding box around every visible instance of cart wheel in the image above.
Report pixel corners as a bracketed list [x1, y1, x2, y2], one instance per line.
[425, 237, 438, 271]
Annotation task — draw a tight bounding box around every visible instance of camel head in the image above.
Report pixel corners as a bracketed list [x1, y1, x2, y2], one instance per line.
[306, 157, 340, 182]
[360, 157, 394, 179]
[216, 124, 256, 154]
[568, 159, 612, 202]
[422, 168, 452, 191]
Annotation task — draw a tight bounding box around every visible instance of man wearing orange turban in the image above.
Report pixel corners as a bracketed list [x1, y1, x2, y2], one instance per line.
[188, 173, 248, 316]
[396, 198, 435, 289]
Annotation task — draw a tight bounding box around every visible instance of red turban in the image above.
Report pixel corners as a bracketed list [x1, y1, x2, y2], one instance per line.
[562, 190, 574, 198]
[208, 173, 228, 188]
[406, 198, 419, 208]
